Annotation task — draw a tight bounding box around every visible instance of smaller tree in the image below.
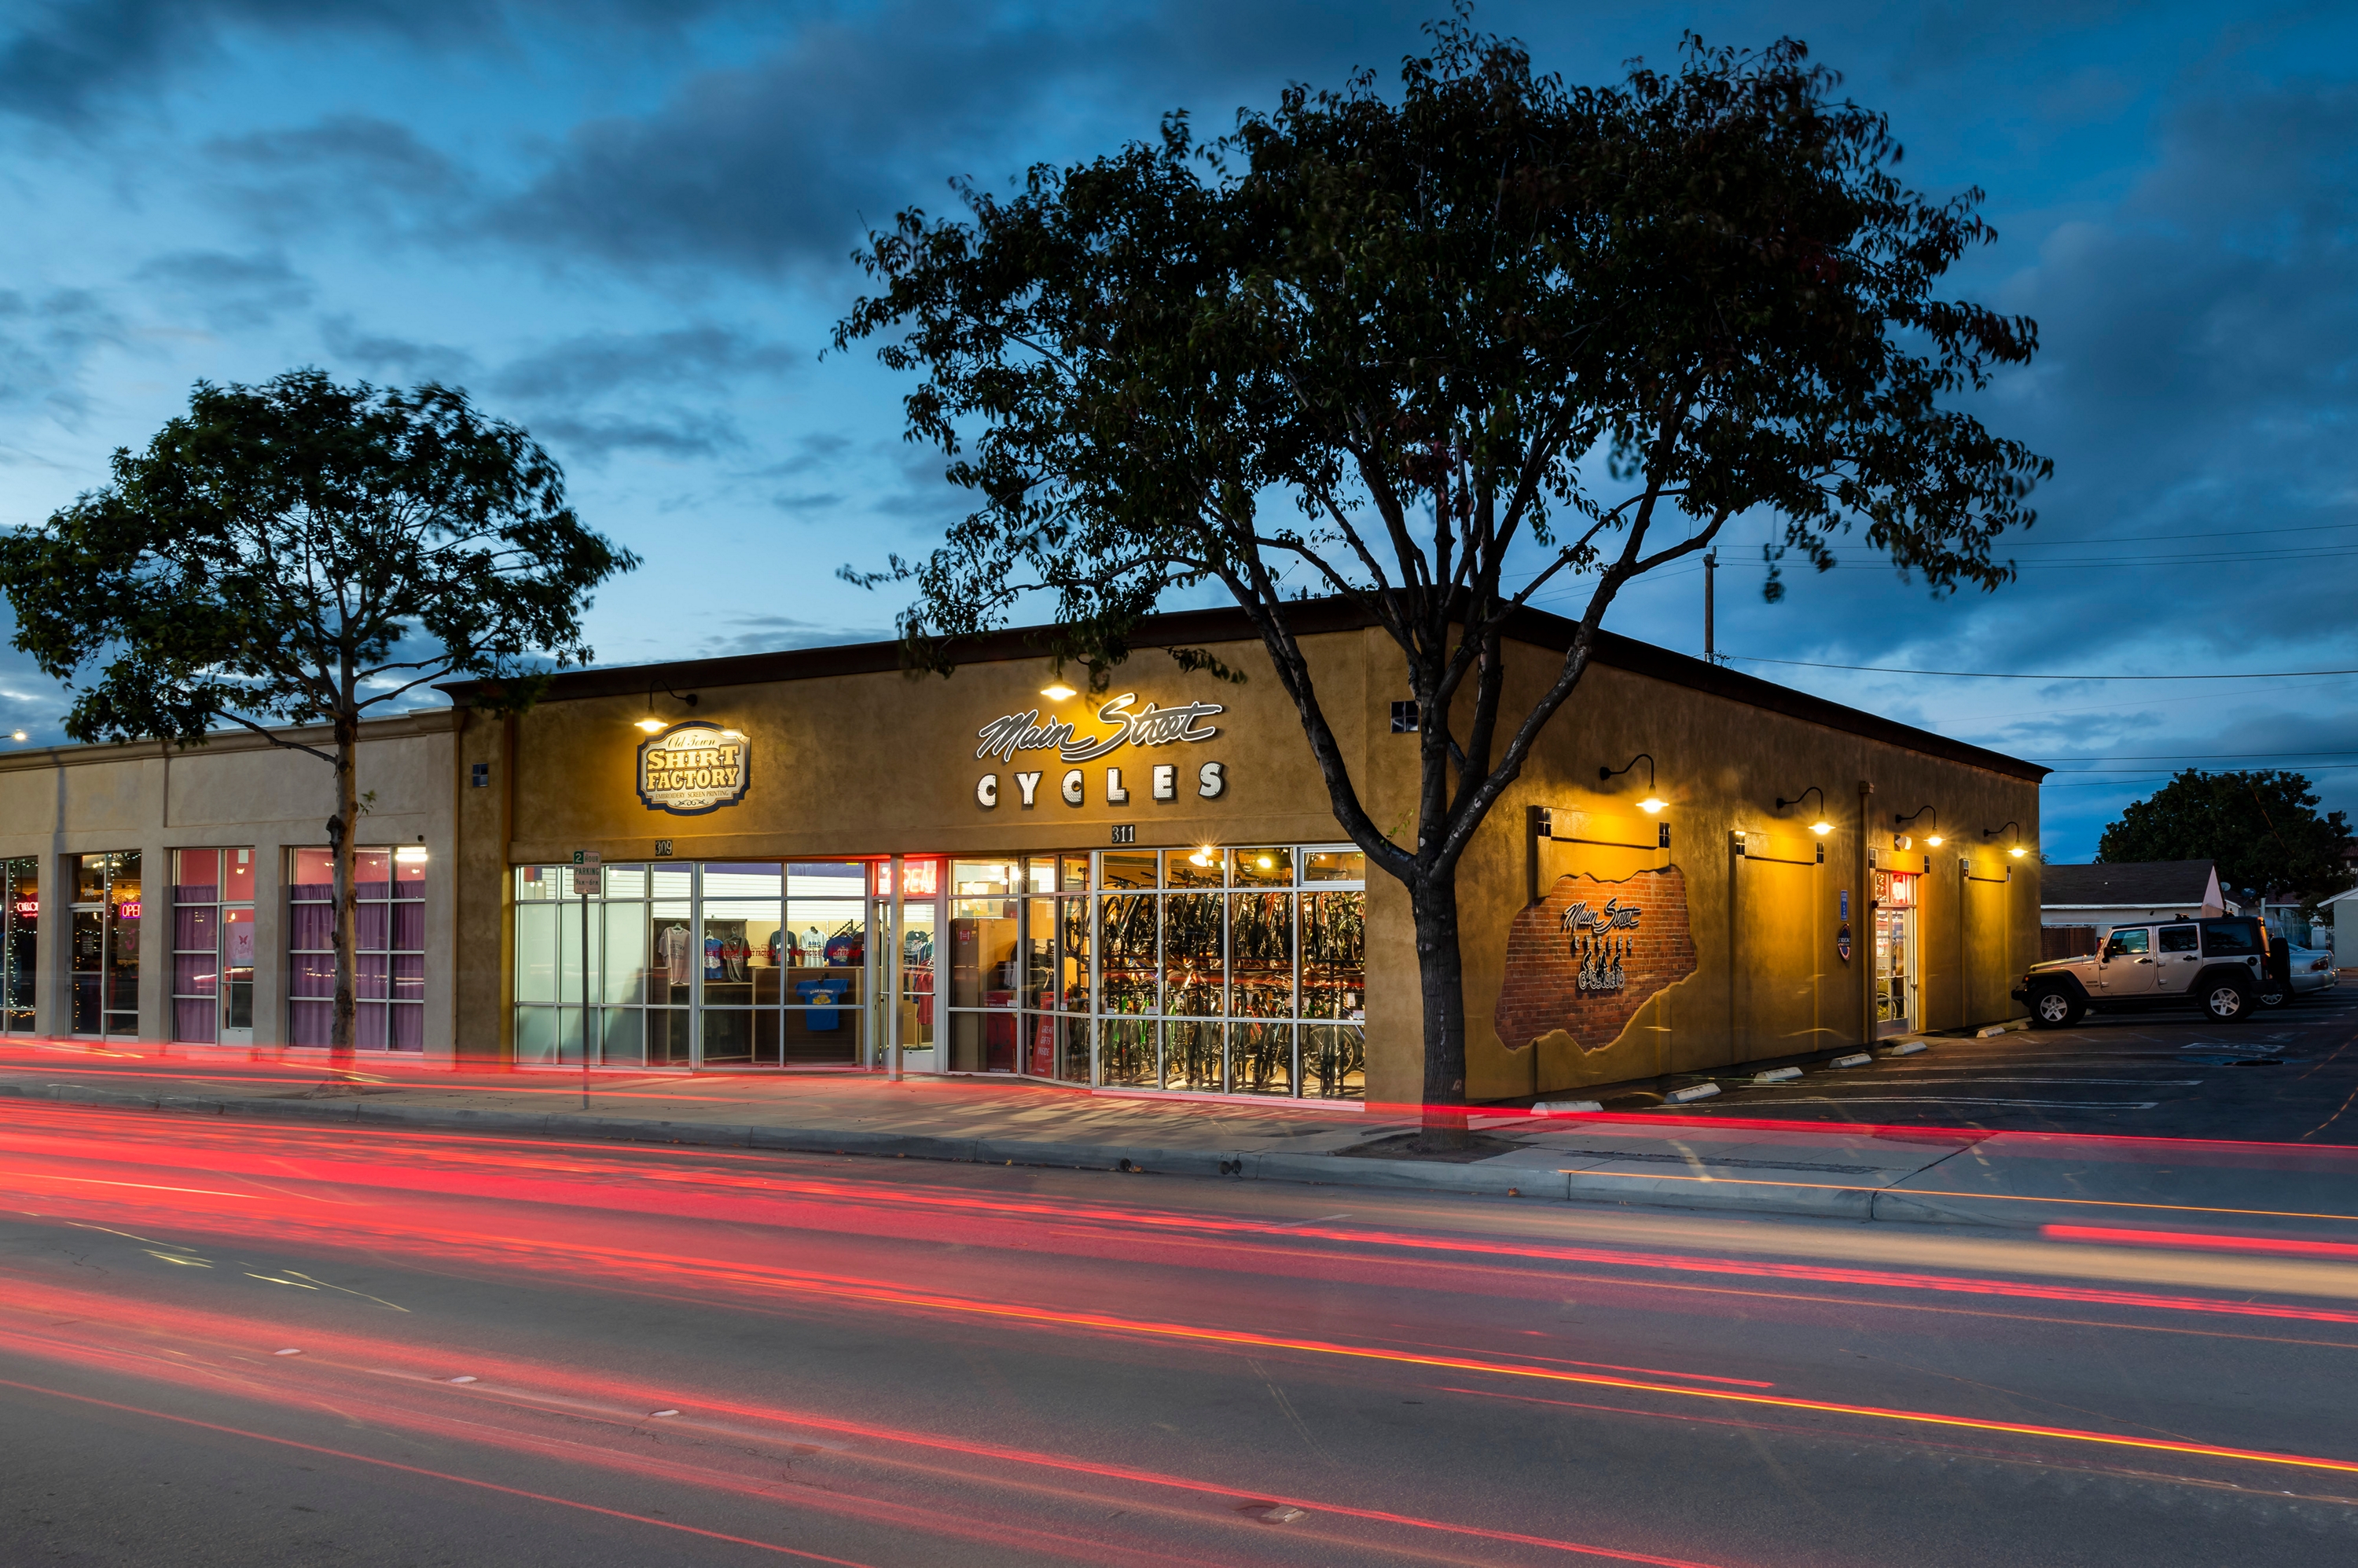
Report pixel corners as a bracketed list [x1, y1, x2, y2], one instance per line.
[2096, 769, 2355, 912]
[0, 369, 637, 1062]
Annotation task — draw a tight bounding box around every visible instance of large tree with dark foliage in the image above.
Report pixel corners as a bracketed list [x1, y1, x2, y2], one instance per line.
[2098, 769, 2355, 911]
[0, 369, 637, 1059]
[836, 20, 2048, 1132]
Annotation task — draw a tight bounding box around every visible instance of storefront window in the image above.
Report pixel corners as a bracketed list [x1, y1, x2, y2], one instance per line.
[515, 861, 865, 1068]
[69, 851, 140, 1037]
[507, 846, 1364, 1098]
[288, 847, 427, 1050]
[172, 849, 255, 1043]
[1090, 846, 1364, 1099]
[2, 857, 35, 1034]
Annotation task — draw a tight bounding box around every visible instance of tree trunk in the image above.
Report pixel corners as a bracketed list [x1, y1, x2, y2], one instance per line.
[1409, 870, 1470, 1146]
[328, 718, 358, 1071]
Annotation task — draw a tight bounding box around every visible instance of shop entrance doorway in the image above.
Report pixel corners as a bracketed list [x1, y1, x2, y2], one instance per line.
[1873, 868, 1919, 1037]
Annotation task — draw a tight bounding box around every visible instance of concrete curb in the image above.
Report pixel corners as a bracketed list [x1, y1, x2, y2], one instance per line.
[0, 1077, 2118, 1228]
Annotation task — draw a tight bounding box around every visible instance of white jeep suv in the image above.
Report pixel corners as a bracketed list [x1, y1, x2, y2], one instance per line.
[2014, 915, 2272, 1028]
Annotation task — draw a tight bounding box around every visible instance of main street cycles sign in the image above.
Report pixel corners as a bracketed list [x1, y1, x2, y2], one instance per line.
[975, 692, 1224, 765]
[638, 722, 751, 817]
[1562, 898, 1642, 994]
[973, 692, 1229, 810]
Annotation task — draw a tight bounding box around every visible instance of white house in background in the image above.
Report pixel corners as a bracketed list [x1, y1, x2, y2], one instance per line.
[2323, 886, 2357, 957]
[2038, 861, 2224, 960]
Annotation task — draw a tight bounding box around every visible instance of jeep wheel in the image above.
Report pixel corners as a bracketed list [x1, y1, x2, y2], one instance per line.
[2203, 981, 2253, 1023]
[2029, 987, 2082, 1030]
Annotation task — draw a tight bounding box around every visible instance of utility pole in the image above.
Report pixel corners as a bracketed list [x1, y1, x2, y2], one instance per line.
[1703, 549, 1717, 665]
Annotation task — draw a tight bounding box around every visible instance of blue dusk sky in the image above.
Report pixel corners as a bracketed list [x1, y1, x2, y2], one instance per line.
[1, 1, 2352, 861]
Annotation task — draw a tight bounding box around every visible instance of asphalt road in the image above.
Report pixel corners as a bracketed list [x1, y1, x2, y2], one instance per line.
[1614, 987, 2358, 1141]
[3, 1103, 2356, 1566]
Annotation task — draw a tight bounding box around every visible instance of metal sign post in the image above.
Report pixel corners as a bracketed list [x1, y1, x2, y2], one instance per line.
[887, 854, 905, 1082]
[571, 851, 601, 1110]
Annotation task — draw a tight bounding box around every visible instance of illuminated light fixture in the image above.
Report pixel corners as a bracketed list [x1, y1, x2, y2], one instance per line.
[2010, 845, 2029, 858]
[1257, 854, 1275, 869]
[1777, 784, 1831, 836]
[1040, 682, 1078, 702]
[1188, 846, 1215, 868]
[1599, 753, 1664, 813]
[637, 680, 698, 733]
[1896, 805, 1941, 850]
[8, 730, 23, 742]
[395, 846, 429, 864]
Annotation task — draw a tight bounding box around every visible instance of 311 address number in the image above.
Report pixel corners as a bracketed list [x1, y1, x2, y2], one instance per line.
[1109, 824, 1137, 845]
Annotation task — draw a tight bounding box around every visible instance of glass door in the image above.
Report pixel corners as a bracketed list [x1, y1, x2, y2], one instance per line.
[171, 849, 255, 1044]
[70, 851, 141, 1039]
[2, 857, 35, 1034]
[1874, 870, 1919, 1037]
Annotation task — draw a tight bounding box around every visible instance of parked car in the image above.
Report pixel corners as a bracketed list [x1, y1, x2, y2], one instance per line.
[2015, 915, 2273, 1027]
[2252, 930, 2313, 1008]
[2286, 946, 2339, 998]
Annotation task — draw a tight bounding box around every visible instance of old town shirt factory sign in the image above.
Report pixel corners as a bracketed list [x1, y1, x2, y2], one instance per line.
[637, 722, 752, 816]
[973, 692, 1228, 821]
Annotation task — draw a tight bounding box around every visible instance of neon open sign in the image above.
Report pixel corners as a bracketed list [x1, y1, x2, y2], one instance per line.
[115, 900, 141, 919]
[10, 901, 34, 917]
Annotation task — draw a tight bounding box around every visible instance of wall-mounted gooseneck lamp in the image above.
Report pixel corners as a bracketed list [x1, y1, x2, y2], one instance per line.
[1896, 805, 1943, 847]
[1600, 754, 1666, 813]
[634, 681, 700, 734]
[1983, 820, 2029, 858]
[1776, 784, 1834, 835]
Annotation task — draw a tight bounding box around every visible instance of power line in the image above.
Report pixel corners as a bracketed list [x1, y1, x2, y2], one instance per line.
[2033, 749, 2358, 763]
[2041, 762, 2358, 784]
[1728, 655, 2358, 681]
[2007, 519, 2358, 548]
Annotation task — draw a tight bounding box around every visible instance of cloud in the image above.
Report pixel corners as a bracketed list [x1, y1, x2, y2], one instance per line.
[478, 0, 1387, 279]
[318, 316, 479, 384]
[0, 287, 123, 420]
[204, 114, 472, 237]
[692, 611, 894, 657]
[0, 0, 736, 127]
[527, 410, 737, 462]
[130, 248, 312, 330]
[488, 325, 796, 402]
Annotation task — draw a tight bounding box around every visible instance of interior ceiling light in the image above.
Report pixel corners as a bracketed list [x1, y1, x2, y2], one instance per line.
[1041, 683, 1078, 701]
[1258, 854, 1275, 868]
[395, 846, 429, 863]
[1189, 846, 1214, 867]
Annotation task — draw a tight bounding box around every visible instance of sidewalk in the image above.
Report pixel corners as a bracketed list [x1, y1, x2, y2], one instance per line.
[4, 1040, 2355, 1239]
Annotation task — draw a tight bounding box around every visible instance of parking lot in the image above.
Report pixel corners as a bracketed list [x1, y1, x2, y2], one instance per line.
[1607, 984, 2358, 1144]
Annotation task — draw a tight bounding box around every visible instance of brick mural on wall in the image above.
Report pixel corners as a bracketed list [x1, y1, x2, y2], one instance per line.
[1495, 865, 1696, 1055]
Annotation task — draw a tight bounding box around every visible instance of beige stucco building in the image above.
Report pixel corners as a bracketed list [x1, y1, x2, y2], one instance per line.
[444, 601, 2044, 1105]
[0, 602, 2041, 1106]
[0, 713, 458, 1052]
